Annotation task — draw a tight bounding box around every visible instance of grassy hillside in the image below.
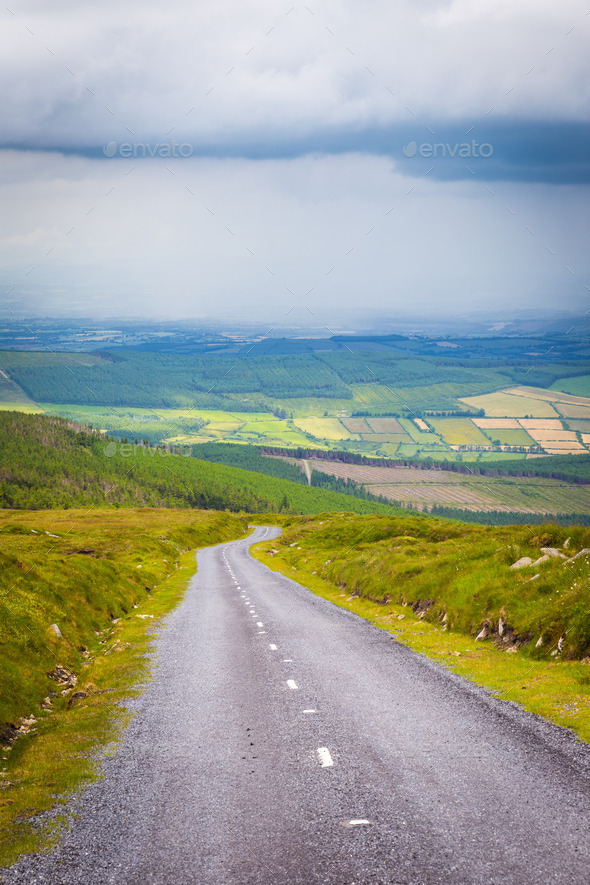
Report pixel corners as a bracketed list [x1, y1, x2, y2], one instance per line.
[0, 411, 397, 516]
[253, 514, 590, 741]
[257, 513, 590, 661]
[0, 508, 247, 864]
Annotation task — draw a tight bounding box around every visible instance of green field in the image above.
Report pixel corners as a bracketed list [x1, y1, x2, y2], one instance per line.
[551, 375, 590, 397]
[293, 416, 360, 440]
[477, 427, 537, 447]
[429, 417, 490, 446]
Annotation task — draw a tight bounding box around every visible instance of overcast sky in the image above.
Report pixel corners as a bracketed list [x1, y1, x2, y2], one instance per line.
[1, 0, 589, 326]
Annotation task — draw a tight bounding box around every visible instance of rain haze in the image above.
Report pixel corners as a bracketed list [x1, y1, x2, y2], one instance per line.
[1, 0, 589, 326]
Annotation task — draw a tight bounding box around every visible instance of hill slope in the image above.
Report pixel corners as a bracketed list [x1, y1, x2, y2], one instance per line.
[0, 411, 396, 516]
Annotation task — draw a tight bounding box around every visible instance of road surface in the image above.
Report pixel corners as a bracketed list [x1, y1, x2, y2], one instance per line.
[3, 526, 589, 884]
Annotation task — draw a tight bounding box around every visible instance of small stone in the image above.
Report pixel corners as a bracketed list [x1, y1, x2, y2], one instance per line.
[564, 548, 590, 564]
[48, 624, 62, 639]
[498, 617, 506, 637]
[535, 635, 543, 647]
[476, 621, 490, 641]
[510, 557, 534, 569]
[67, 691, 88, 708]
[48, 664, 77, 687]
[540, 548, 567, 559]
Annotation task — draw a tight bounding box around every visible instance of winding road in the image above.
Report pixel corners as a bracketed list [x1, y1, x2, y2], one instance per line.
[3, 526, 589, 884]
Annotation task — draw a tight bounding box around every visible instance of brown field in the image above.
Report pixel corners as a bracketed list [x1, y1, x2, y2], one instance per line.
[567, 420, 590, 433]
[518, 421, 586, 454]
[512, 385, 590, 406]
[365, 417, 407, 434]
[518, 419, 563, 430]
[341, 418, 372, 433]
[306, 458, 590, 513]
[414, 418, 430, 431]
[554, 402, 590, 419]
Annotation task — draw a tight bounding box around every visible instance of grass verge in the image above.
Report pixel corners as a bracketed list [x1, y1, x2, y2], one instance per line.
[0, 508, 247, 868]
[250, 515, 590, 745]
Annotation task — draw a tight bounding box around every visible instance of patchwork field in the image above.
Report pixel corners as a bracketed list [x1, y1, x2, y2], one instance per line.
[2, 351, 590, 461]
[519, 419, 586, 454]
[303, 458, 590, 514]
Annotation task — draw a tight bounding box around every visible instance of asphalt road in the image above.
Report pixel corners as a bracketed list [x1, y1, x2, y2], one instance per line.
[3, 526, 589, 884]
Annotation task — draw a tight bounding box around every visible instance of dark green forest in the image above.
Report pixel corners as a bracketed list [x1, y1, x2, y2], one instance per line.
[3, 344, 587, 410]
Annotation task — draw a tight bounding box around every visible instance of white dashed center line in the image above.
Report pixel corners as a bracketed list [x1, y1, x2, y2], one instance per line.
[302, 709, 316, 714]
[269, 644, 277, 650]
[286, 679, 298, 690]
[317, 747, 334, 768]
[282, 658, 293, 662]
[256, 621, 264, 627]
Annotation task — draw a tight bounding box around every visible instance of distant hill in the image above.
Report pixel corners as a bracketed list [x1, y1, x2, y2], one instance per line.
[0, 411, 396, 516]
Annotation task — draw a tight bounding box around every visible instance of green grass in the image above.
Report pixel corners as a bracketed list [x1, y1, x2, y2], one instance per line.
[551, 375, 590, 398]
[478, 427, 537, 447]
[251, 514, 590, 741]
[0, 508, 247, 866]
[0, 374, 40, 412]
[293, 417, 360, 440]
[429, 417, 490, 446]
